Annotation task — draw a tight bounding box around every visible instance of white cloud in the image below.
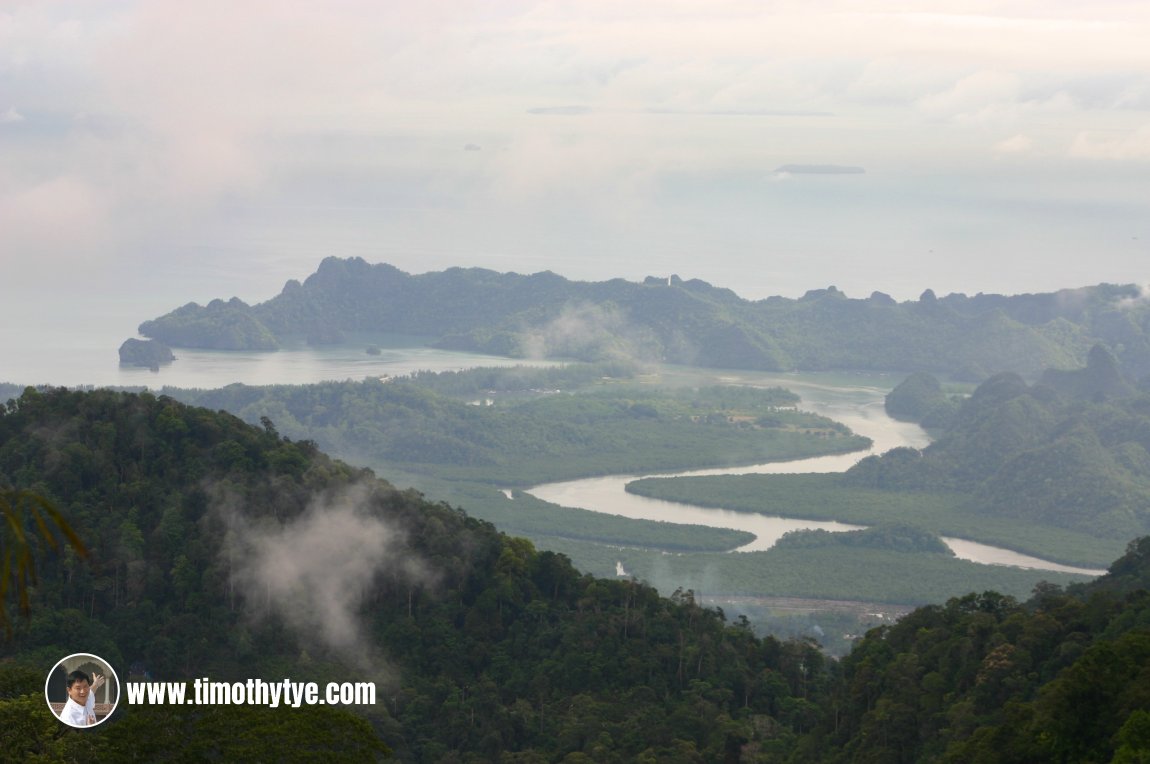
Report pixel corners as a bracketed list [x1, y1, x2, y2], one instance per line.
[222, 482, 433, 672]
[918, 70, 1022, 122]
[2, 0, 1149, 299]
[1069, 124, 1150, 160]
[845, 58, 963, 106]
[0, 108, 24, 124]
[994, 134, 1033, 154]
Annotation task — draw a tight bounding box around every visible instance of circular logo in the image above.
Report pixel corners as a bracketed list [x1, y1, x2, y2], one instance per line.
[45, 653, 120, 728]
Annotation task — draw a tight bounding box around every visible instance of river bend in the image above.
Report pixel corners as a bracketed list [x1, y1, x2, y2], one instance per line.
[526, 373, 1105, 577]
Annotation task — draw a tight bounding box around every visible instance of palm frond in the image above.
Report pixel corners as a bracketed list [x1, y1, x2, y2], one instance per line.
[0, 489, 89, 635]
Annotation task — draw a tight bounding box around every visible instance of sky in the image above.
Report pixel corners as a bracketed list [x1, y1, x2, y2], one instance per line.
[2, 0, 1149, 324]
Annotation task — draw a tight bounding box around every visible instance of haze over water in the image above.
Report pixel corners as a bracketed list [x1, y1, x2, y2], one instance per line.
[3, 3, 1148, 341]
[0, 321, 554, 390]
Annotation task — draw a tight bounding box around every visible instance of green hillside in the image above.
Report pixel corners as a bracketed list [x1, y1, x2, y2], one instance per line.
[0, 387, 846, 761]
[2, 387, 1149, 762]
[134, 257, 1150, 378]
[166, 370, 866, 486]
[848, 354, 1150, 541]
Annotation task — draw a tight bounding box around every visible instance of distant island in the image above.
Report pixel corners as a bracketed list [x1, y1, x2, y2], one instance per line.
[130, 256, 1150, 380]
[117, 337, 175, 369]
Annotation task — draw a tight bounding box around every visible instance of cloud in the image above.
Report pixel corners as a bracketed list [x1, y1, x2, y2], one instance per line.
[917, 70, 1022, 122]
[518, 302, 624, 360]
[526, 105, 834, 120]
[518, 302, 661, 363]
[0, 108, 25, 124]
[774, 164, 865, 175]
[993, 134, 1033, 154]
[1069, 124, 1150, 160]
[1116, 284, 1150, 310]
[218, 482, 433, 673]
[3, 0, 1150, 301]
[915, 69, 1081, 130]
[527, 105, 593, 115]
[644, 107, 833, 117]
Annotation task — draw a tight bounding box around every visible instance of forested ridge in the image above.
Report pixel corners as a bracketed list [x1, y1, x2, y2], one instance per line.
[0, 387, 859, 761]
[2, 387, 1149, 762]
[629, 351, 1150, 569]
[134, 256, 1150, 378]
[851, 348, 1150, 541]
[792, 540, 1150, 763]
[163, 370, 863, 486]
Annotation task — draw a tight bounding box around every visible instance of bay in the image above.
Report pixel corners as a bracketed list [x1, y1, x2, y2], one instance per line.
[1, 321, 556, 390]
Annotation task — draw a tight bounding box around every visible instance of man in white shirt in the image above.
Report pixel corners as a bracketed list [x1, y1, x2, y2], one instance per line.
[59, 669, 104, 727]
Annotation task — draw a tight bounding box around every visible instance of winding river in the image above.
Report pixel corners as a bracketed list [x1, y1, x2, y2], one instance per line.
[526, 371, 1106, 577]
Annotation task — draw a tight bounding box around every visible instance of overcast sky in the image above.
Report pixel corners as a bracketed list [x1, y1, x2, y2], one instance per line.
[2, 0, 1149, 314]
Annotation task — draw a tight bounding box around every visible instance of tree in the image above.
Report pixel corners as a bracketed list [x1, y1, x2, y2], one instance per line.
[0, 488, 88, 635]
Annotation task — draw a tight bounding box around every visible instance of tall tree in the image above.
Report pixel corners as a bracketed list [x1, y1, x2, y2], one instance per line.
[0, 488, 88, 635]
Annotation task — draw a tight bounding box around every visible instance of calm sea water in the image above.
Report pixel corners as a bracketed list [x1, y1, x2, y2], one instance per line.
[1, 272, 556, 390]
[0, 318, 554, 390]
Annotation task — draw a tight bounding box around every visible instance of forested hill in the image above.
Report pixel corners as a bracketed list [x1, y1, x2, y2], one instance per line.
[852, 350, 1150, 540]
[791, 537, 1150, 763]
[135, 256, 1150, 378]
[0, 387, 843, 760]
[2, 387, 1150, 761]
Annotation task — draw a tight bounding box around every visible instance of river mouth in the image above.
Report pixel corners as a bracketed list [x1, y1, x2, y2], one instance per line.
[526, 371, 1106, 577]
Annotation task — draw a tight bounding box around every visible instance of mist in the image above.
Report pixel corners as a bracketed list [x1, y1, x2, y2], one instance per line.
[518, 302, 664, 364]
[216, 482, 433, 675]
